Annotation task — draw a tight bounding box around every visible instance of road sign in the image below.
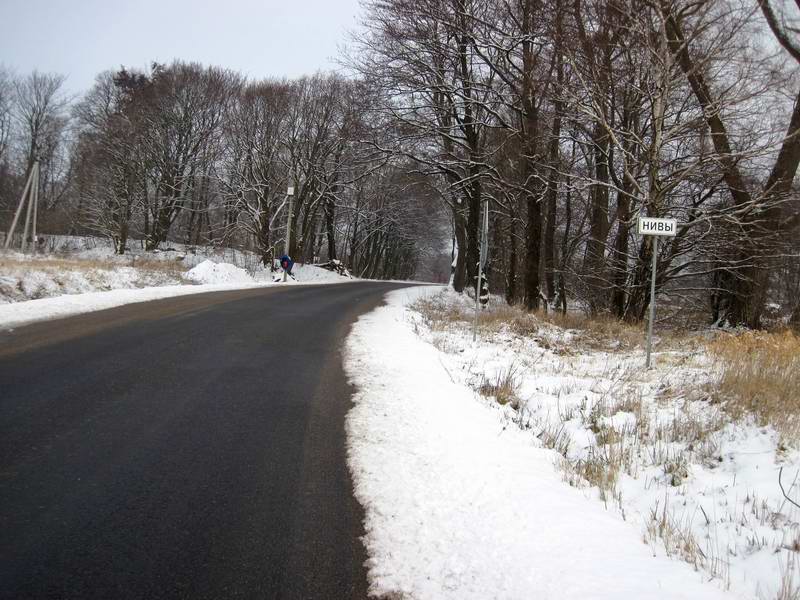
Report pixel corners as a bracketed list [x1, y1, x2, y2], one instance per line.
[637, 217, 677, 236]
[637, 216, 679, 369]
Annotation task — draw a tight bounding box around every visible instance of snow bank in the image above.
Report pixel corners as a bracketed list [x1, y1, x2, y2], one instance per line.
[290, 263, 352, 283]
[186, 260, 254, 285]
[400, 291, 800, 598]
[0, 282, 264, 331]
[0, 253, 353, 330]
[345, 287, 735, 600]
[0, 254, 184, 304]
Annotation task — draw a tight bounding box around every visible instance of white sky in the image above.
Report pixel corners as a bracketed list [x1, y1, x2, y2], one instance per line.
[0, 0, 364, 95]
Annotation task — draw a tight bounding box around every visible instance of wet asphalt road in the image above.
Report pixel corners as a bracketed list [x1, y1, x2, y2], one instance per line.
[0, 282, 411, 599]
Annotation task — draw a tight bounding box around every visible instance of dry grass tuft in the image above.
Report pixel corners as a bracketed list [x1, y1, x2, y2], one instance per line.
[777, 552, 800, 600]
[477, 364, 521, 409]
[707, 331, 800, 441]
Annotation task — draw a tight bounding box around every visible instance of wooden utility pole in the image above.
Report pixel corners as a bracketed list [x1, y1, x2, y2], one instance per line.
[4, 161, 40, 251]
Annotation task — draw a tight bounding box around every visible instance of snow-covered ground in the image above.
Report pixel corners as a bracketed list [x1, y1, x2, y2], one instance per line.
[345, 287, 800, 599]
[0, 235, 353, 329]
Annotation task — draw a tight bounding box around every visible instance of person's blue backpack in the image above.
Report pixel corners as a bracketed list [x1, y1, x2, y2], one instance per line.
[280, 255, 294, 274]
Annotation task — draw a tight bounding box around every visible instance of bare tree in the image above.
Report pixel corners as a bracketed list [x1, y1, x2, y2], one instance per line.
[219, 78, 291, 265]
[659, 0, 800, 326]
[141, 62, 236, 250]
[0, 67, 12, 165]
[73, 70, 152, 253]
[12, 70, 71, 214]
[347, 0, 501, 292]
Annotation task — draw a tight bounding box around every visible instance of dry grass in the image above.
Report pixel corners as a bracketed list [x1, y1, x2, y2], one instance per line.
[411, 293, 647, 353]
[645, 497, 730, 583]
[410, 294, 469, 333]
[536, 310, 645, 349]
[119, 255, 190, 276]
[0, 256, 107, 271]
[0, 252, 188, 302]
[561, 445, 626, 505]
[0, 254, 187, 278]
[777, 552, 800, 600]
[707, 331, 800, 441]
[477, 364, 521, 409]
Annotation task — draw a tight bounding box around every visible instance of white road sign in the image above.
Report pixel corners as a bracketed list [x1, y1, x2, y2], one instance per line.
[638, 217, 677, 236]
[637, 215, 679, 369]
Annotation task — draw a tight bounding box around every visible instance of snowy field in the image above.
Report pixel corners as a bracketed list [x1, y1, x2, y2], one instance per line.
[346, 288, 800, 599]
[0, 235, 352, 329]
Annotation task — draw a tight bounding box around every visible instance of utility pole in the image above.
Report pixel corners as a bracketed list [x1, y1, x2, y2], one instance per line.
[31, 163, 39, 249]
[4, 161, 39, 251]
[283, 185, 295, 282]
[21, 162, 40, 252]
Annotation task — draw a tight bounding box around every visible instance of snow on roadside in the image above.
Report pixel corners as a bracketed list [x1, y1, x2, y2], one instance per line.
[345, 287, 737, 600]
[186, 260, 254, 285]
[287, 262, 352, 284]
[0, 235, 356, 328]
[0, 263, 356, 330]
[0, 282, 265, 331]
[401, 291, 800, 599]
[0, 253, 185, 304]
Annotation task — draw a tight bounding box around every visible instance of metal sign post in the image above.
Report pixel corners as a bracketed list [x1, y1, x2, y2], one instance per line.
[637, 216, 678, 368]
[473, 200, 489, 342]
[283, 186, 295, 283]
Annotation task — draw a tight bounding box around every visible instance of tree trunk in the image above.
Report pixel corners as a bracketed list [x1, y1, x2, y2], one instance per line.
[524, 193, 542, 311]
[257, 198, 271, 267]
[583, 122, 611, 313]
[452, 205, 468, 293]
[544, 0, 564, 306]
[324, 196, 337, 261]
[610, 187, 631, 318]
[521, 0, 542, 311]
[544, 130, 560, 304]
[506, 217, 518, 305]
[790, 302, 800, 333]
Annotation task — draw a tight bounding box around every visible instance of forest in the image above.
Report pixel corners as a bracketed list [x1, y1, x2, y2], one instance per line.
[1, 0, 798, 328]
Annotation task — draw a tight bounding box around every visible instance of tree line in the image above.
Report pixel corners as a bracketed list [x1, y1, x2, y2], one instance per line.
[347, 0, 800, 328]
[0, 65, 448, 281]
[1, 0, 798, 327]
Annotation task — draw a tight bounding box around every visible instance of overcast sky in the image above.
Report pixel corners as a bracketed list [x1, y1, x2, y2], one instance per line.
[0, 0, 364, 95]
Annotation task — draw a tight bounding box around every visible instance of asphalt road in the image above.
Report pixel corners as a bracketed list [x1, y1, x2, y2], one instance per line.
[0, 282, 412, 599]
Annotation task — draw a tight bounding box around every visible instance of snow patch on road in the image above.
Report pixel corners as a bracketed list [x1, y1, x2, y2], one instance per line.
[345, 287, 736, 600]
